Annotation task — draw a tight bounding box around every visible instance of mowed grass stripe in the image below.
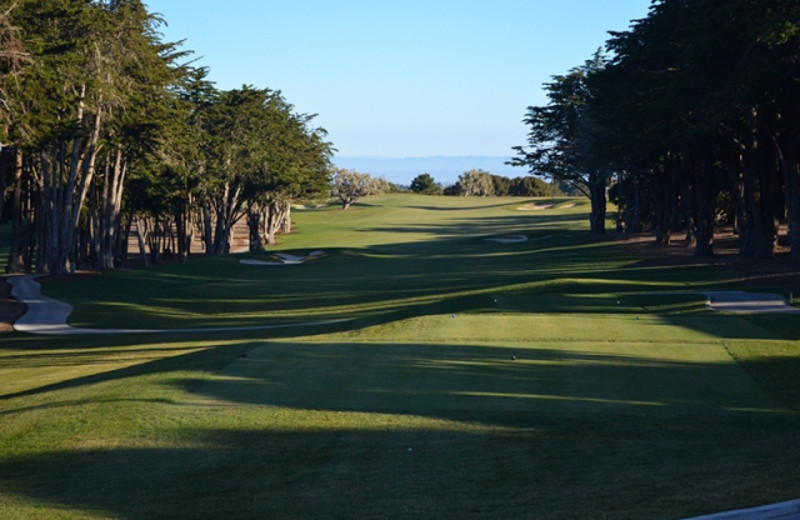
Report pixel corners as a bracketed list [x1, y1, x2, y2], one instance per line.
[192, 332, 787, 419]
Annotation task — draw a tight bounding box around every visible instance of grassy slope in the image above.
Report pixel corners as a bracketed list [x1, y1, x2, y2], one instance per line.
[1, 195, 799, 520]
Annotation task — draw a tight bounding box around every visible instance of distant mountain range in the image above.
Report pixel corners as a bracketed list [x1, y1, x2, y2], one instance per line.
[333, 155, 524, 186]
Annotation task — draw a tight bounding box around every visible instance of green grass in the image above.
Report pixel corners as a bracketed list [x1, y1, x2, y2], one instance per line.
[40, 195, 723, 329]
[1, 194, 799, 519]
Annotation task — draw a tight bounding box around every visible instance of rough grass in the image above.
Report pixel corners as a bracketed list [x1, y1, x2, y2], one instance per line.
[1, 195, 799, 520]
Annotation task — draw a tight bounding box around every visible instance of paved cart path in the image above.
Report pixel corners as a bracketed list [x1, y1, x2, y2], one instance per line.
[704, 290, 800, 314]
[681, 498, 800, 520]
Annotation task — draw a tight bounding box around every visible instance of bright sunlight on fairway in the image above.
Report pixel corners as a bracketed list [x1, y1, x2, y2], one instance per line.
[2, 195, 799, 520]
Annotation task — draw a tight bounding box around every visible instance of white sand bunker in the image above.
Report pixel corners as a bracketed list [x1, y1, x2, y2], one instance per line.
[240, 250, 326, 266]
[485, 235, 528, 244]
[517, 202, 578, 211]
[517, 202, 554, 211]
[291, 203, 329, 210]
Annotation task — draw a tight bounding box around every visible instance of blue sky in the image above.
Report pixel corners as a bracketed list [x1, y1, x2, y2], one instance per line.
[145, 1, 652, 159]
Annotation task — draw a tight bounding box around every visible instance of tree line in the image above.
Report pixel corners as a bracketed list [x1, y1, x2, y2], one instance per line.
[0, 0, 332, 275]
[512, 0, 800, 261]
[326, 168, 560, 209]
[410, 170, 559, 197]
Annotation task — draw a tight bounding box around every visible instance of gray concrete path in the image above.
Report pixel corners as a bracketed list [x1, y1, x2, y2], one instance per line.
[9, 275, 77, 334]
[8, 275, 346, 335]
[680, 499, 800, 520]
[704, 291, 800, 314]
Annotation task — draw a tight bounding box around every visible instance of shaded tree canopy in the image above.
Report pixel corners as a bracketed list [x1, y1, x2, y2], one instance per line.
[410, 173, 440, 194]
[511, 52, 609, 234]
[513, 0, 800, 259]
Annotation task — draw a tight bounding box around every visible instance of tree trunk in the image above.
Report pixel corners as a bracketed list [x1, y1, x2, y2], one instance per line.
[0, 147, 8, 221]
[247, 205, 265, 253]
[588, 172, 607, 235]
[738, 112, 778, 259]
[174, 204, 193, 262]
[264, 200, 279, 245]
[200, 196, 213, 254]
[97, 147, 126, 270]
[210, 181, 243, 255]
[144, 216, 164, 265]
[41, 146, 63, 274]
[654, 159, 674, 245]
[35, 101, 102, 275]
[780, 121, 800, 264]
[134, 216, 149, 268]
[689, 153, 715, 257]
[119, 213, 133, 267]
[33, 169, 45, 274]
[280, 200, 292, 234]
[729, 145, 746, 242]
[6, 147, 24, 273]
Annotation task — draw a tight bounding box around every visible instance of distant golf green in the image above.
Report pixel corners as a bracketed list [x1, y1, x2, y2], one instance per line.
[1, 194, 799, 519]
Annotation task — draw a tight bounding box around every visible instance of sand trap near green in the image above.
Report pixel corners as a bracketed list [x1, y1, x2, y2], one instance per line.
[240, 250, 326, 266]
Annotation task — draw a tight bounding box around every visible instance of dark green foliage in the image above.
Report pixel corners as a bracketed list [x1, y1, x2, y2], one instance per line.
[514, 0, 800, 258]
[409, 173, 441, 195]
[511, 52, 610, 234]
[508, 176, 558, 197]
[442, 183, 461, 196]
[0, 0, 334, 271]
[490, 174, 511, 196]
[440, 173, 557, 197]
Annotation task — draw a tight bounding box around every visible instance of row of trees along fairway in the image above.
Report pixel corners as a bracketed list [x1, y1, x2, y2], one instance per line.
[0, 0, 333, 274]
[512, 0, 800, 261]
[409, 170, 558, 197]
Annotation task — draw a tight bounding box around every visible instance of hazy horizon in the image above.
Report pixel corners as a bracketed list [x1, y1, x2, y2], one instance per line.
[333, 155, 527, 186]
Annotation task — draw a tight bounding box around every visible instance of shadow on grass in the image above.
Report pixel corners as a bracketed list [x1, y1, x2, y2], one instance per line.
[404, 201, 526, 211]
[0, 342, 235, 402]
[2, 415, 798, 520]
[174, 341, 796, 418]
[4, 334, 794, 416]
[1, 337, 800, 519]
[365, 212, 592, 239]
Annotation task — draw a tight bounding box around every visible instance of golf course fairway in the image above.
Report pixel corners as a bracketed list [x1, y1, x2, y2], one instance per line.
[1, 194, 799, 519]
